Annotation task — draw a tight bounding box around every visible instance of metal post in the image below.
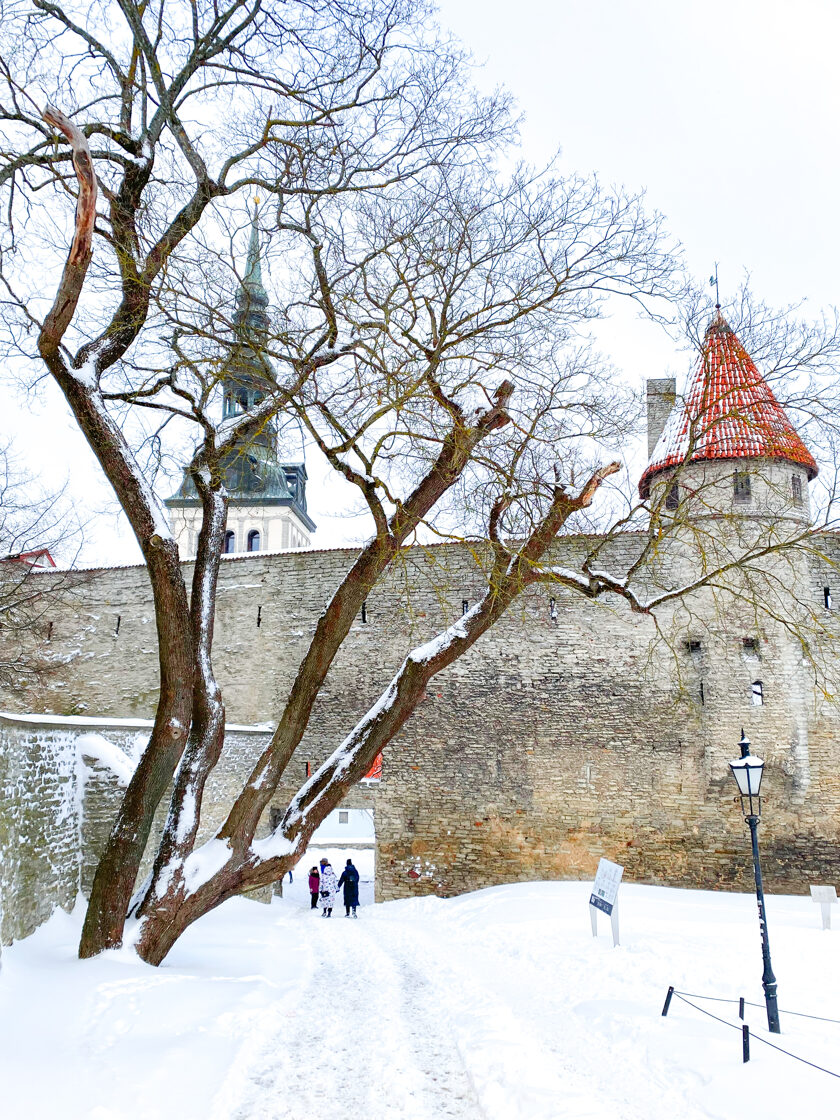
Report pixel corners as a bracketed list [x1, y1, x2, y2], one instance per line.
[746, 814, 781, 1033]
[742, 1023, 750, 1063]
[662, 986, 674, 1017]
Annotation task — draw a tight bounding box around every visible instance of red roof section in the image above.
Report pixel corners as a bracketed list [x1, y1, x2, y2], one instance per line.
[0, 548, 57, 569]
[639, 313, 818, 498]
[361, 752, 382, 782]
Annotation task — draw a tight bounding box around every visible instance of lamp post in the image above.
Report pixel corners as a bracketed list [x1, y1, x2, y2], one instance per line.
[729, 729, 781, 1034]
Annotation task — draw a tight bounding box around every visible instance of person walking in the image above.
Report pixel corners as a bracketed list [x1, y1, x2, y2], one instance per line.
[308, 866, 320, 910]
[338, 858, 360, 918]
[318, 858, 338, 917]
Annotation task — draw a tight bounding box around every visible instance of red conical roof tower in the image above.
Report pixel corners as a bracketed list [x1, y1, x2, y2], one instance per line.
[639, 312, 818, 499]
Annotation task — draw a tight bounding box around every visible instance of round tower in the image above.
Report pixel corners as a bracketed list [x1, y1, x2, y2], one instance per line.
[639, 312, 817, 527]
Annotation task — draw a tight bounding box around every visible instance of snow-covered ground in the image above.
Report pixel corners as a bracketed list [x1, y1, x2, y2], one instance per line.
[1, 882, 838, 1119]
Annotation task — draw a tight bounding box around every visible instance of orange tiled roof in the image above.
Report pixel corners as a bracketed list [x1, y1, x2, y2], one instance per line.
[362, 752, 382, 781]
[639, 312, 818, 499]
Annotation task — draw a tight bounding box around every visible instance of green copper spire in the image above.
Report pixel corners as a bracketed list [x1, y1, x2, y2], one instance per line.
[234, 200, 269, 334]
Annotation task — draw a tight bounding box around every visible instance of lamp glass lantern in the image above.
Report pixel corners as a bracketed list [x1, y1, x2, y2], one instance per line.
[729, 731, 764, 815]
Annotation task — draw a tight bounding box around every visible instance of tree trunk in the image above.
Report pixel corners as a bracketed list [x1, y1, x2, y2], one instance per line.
[79, 539, 194, 955]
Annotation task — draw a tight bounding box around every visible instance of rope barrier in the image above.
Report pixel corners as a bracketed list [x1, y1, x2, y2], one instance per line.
[672, 992, 745, 1032]
[667, 991, 840, 1080]
[746, 1028, 840, 1080]
[742, 1001, 840, 1026]
[673, 989, 840, 1026]
[674, 990, 741, 1005]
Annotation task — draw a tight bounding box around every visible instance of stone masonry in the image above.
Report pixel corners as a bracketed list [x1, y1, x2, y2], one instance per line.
[3, 525, 840, 929]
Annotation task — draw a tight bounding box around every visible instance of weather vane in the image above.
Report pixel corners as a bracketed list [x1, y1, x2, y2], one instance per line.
[709, 264, 720, 310]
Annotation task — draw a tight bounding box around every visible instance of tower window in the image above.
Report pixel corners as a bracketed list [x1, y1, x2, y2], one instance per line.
[825, 587, 832, 610]
[751, 680, 764, 706]
[339, 811, 349, 824]
[549, 597, 558, 621]
[361, 601, 367, 624]
[223, 530, 236, 554]
[742, 638, 760, 659]
[247, 529, 261, 552]
[665, 481, 679, 510]
[699, 681, 705, 705]
[462, 599, 469, 615]
[685, 639, 702, 655]
[791, 474, 803, 505]
[734, 471, 751, 502]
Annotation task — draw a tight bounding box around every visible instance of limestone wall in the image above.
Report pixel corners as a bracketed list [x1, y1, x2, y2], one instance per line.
[2, 533, 840, 919]
[0, 714, 144, 944]
[0, 712, 276, 945]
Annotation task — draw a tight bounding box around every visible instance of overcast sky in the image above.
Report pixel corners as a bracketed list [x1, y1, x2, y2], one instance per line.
[8, 0, 840, 565]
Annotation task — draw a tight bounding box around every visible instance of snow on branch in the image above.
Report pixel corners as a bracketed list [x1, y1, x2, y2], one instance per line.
[535, 566, 593, 593]
[407, 602, 483, 664]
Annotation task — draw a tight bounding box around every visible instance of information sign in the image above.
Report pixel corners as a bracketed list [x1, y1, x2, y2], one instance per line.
[589, 858, 623, 916]
[810, 884, 838, 930]
[589, 858, 624, 947]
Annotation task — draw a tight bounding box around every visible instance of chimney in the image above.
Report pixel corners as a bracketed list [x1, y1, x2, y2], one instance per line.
[646, 378, 676, 457]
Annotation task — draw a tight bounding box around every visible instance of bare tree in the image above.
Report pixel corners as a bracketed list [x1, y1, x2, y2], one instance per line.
[0, 0, 524, 957]
[0, 441, 84, 691]
[2, 0, 837, 966]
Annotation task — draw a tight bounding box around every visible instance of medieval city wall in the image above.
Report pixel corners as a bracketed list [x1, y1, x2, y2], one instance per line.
[0, 712, 278, 945]
[2, 531, 840, 925]
[0, 713, 142, 944]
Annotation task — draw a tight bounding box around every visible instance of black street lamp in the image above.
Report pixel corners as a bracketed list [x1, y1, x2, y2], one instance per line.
[729, 729, 781, 1034]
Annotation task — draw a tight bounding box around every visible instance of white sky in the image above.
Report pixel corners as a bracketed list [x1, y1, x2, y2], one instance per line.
[7, 0, 840, 565]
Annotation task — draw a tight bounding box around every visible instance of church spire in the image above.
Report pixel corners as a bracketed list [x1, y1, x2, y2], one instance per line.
[234, 200, 270, 334]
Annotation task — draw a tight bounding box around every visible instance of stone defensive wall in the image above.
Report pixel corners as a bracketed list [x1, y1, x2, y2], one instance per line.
[0, 712, 272, 945]
[2, 532, 840, 941]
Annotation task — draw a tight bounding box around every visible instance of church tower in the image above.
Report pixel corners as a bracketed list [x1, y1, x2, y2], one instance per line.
[639, 310, 818, 524]
[166, 209, 316, 557]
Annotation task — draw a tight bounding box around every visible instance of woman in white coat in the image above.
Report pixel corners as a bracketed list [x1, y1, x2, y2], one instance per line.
[318, 859, 338, 917]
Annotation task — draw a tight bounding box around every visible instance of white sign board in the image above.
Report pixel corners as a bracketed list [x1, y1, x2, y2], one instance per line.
[810, 884, 838, 930]
[589, 858, 624, 947]
[590, 858, 623, 915]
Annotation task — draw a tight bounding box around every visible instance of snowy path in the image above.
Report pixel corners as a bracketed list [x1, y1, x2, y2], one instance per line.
[210, 888, 840, 1120]
[212, 904, 689, 1120]
[3, 883, 839, 1120]
[213, 912, 484, 1120]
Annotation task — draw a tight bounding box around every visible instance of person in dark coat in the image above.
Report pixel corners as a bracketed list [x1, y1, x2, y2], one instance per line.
[338, 858, 360, 917]
[308, 866, 320, 910]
